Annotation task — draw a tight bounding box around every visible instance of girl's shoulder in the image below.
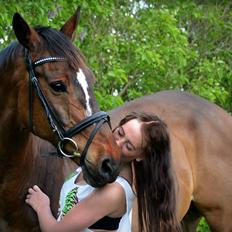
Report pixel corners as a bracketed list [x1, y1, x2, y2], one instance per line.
[93, 174, 133, 204]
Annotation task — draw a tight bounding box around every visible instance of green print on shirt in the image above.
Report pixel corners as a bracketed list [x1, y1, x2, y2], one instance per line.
[61, 187, 79, 217]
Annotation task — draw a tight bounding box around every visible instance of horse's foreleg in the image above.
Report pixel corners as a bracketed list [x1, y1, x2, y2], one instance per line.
[181, 202, 202, 232]
[131, 199, 139, 232]
[171, 134, 194, 220]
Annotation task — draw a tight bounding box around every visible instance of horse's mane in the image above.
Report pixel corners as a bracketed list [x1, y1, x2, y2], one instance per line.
[0, 42, 19, 72]
[0, 25, 88, 72]
[34, 26, 86, 69]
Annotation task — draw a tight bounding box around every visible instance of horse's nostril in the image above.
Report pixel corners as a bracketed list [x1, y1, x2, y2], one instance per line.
[100, 158, 119, 181]
[101, 158, 113, 175]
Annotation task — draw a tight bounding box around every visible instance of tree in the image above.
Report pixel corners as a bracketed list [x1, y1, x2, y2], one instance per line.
[1, 1, 231, 112]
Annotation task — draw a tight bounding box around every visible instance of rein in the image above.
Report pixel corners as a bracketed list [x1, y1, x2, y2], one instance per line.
[24, 49, 111, 165]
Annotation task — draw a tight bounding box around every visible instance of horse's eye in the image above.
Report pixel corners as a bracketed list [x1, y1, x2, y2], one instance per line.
[50, 81, 67, 92]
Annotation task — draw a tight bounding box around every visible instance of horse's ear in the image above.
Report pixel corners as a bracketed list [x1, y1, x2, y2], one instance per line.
[60, 6, 81, 41]
[12, 13, 41, 51]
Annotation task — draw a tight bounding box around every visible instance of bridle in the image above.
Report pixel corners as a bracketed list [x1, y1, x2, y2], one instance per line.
[24, 49, 111, 165]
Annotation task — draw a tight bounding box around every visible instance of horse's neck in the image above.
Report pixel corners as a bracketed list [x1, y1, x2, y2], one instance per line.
[0, 109, 28, 157]
[0, 133, 68, 223]
[28, 137, 77, 214]
[0, 128, 32, 184]
[0, 51, 26, 136]
[0, 103, 37, 197]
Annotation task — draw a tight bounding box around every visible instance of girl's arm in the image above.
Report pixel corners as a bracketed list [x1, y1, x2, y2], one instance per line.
[25, 185, 58, 232]
[26, 182, 126, 232]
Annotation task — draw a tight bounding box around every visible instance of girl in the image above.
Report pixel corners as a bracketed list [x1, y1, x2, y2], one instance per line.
[26, 112, 180, 232]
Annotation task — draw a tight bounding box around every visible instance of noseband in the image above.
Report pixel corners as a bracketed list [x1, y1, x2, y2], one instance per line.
[25, 49, 111, 165]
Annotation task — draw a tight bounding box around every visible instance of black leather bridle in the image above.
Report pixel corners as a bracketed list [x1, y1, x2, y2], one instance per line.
[24, 49, 111, 165]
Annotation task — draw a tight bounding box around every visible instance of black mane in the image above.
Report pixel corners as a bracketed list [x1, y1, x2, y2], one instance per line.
[0, 26, 86, 71]
[34, 26, 86, 69]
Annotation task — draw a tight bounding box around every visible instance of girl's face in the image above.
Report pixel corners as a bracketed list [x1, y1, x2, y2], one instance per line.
[113, 119, 144, 162]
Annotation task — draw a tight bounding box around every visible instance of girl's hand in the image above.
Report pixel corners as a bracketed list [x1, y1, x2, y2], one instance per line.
[25, 185, 50, 213]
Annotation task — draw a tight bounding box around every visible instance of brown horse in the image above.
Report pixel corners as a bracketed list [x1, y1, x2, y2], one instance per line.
[33, 90, 232, 231]
[0, 9, 120, 231]
[109, 90, 232, 232]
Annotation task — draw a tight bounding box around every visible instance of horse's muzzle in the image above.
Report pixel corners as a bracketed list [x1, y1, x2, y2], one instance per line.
[82, 156, 120, 187]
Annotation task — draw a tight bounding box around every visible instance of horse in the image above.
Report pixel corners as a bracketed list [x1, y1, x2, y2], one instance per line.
[109, 90, 232, 232]
[0, 8, 121, 231]
[33, 89, 232, 231]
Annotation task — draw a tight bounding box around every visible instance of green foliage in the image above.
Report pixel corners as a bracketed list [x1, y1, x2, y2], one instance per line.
[1, 0, 231, 112]
[78, 0, 232, 112]
[197, 217, 211, 232]
[168, 0, 232, 111]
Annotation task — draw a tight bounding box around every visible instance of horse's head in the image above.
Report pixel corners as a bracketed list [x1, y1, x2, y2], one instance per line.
[10, 8, 121, 187]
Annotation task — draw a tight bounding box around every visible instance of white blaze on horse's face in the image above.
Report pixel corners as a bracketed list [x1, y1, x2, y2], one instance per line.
[76, 69, 92, 117]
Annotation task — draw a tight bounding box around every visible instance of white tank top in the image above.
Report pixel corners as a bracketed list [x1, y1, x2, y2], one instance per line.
[57, 167, 135, 232]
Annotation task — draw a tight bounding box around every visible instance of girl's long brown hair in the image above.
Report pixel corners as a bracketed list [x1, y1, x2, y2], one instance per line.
[119, 112, 180, 232]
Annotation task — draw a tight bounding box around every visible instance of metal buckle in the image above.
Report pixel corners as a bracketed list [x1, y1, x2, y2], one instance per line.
[58, 137, 81, 158]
